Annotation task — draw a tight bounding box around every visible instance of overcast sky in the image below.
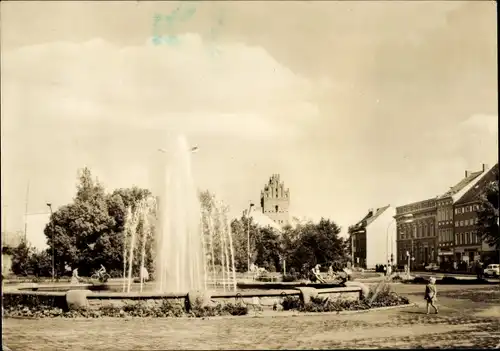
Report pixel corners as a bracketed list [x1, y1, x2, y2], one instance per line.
[1, 1, 497, 236]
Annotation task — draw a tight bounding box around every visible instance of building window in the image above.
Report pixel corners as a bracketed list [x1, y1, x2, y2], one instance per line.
[460, 220, 464, 227]
[475, 218, 479, 224]
[275, 205, 279, 212]
[455, 221, 459, 227]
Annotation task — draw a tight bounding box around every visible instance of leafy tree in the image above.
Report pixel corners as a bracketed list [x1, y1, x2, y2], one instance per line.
[44, 167, 153, 277]
[286, 218, 347, 275]
[10, 240, 34, 276]
[29, 249, 53, 277]
[477, 179, 500, 249]
[254, 226, 283, 272]
[229, 216, 260, 271]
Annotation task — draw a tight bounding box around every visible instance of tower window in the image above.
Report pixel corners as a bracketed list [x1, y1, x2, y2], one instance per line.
[275, 205, 279, 212]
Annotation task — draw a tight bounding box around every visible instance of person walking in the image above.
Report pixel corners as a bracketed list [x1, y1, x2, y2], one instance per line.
[424, 277, 439, 314]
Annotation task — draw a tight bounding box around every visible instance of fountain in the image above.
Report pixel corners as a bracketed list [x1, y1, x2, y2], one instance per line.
[2, 134, 366, 316]
[119, 135, 237, 293]
[154, 135, 206, 293]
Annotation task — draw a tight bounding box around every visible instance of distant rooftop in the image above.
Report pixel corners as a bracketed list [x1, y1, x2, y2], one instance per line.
[455, 164, 499, 204]
[438, 171, 483, 199]
[354, 205, 391, 228]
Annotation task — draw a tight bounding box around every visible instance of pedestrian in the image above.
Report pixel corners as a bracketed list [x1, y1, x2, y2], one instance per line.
[424, 277, 439, 314]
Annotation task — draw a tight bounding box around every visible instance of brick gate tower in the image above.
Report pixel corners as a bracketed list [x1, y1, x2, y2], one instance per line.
[260, 174, 290, 226]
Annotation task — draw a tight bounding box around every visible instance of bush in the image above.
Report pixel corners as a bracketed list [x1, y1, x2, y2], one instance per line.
[280, 285, 410, 312]
[3, 297, 247, 319]
[367, 284, 410, 307]
[281, 296, 302, 310]
[190, 302, 248, 317]
[282, 272, 301, 282]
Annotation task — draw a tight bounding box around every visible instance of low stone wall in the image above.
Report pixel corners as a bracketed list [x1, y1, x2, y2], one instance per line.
[3, 283, 362, 313]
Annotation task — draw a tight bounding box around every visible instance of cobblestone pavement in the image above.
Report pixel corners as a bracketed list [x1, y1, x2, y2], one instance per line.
[3, 284, 499, 350]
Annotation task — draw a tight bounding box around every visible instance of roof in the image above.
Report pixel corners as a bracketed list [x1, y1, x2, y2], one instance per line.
[438, 171, 483, 200]
[354, 205, 391, 228]
[455, 164, 499, 205]
[248, 209, 283, 232]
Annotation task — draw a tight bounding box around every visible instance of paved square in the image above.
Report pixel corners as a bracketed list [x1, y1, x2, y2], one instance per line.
[3, 284, 499, 350]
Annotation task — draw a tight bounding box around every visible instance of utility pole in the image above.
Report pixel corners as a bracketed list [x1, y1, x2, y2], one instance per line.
[246, 203, 254, 272]
[47, 203, 54, 281]
[24, 181, 30, 241]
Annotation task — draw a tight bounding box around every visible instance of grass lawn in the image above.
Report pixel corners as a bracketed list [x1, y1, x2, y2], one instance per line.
[3, 284, 499, 350]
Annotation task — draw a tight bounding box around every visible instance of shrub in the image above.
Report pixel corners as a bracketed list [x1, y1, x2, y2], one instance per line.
[368, 284, 410, 307]
[281, 296, 302, 310]
[3, 297, 247, 319]
[280, 285, 410, 312]
[282, 272, 301, 282]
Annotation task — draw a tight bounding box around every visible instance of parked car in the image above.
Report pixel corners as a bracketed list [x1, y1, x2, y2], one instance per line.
[424, 263, 440, 271]
[483, 264, 499, 277]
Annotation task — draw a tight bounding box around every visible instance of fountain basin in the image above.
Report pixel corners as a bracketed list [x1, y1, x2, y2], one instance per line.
[5, 282, 362, 313]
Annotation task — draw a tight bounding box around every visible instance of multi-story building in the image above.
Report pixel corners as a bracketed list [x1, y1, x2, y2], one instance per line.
[453, 163, 498, 265]
[436, 169, 485, 265]
[350, 205, 396, 269]
[395, 198, 437, 269]
[260, 174, 290, 226]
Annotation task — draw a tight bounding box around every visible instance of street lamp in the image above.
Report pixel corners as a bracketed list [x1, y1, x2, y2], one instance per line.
[388, 214, 413, 275]
[246, 203, 254, 272]
[46, 203, 54, 281]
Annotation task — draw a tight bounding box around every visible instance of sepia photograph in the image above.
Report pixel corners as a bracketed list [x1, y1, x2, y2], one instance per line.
[1, 1, 498, 350]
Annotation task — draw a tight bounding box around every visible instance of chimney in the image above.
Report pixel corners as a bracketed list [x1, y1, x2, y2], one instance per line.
[368, 208, 375, 216]
[465, 170, 471, 177]
[482, 163, 489, 172]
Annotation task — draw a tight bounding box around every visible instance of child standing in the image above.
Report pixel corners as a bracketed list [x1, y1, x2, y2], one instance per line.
[424, 277, 439, 314]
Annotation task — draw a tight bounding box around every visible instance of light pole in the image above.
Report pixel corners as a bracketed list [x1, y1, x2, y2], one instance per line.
[46, 203, 54, 281]
[246, 203, 254, 272]
[388, 214, 413, 272]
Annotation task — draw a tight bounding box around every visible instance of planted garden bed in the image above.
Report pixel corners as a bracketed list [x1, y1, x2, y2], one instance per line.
[281, 285, 410, 313]
[3, 297, 249, 319]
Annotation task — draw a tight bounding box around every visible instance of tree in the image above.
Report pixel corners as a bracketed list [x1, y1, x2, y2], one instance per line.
[10, 240, 34, 276]
[286, 218, 348, 275]
[477, 179, 500, 249]
[44, 167, 153, 277]
[254, 226, 283, 272]
[229, 216, 260, 271]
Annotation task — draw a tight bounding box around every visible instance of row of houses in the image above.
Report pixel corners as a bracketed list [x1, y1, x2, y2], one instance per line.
[351, 163, 499, 270]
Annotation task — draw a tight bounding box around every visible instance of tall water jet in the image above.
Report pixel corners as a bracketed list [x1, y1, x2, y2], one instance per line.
[155, 135, 205, 292]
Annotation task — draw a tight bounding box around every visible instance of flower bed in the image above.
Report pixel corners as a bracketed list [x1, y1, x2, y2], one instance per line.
[3, 297, 249, 319]
[281, 285, 410, 312]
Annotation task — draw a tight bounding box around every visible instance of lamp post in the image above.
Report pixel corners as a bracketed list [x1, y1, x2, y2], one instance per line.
[46, 203, 54, 281]
[388, 214, 413, 272]
[246, 203, 254, 272]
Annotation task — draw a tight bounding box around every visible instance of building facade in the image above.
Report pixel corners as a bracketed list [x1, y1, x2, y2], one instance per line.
[436, 167, 489, 265]
[260, 174, 290, 226]
[350, 205, 396, 269]
[395, 198, 437, 269]
[454, 163, 498, 265]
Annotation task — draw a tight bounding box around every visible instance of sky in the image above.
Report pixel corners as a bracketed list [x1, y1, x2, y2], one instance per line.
[1, 1, 498, 237]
